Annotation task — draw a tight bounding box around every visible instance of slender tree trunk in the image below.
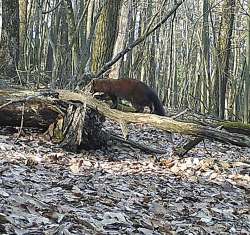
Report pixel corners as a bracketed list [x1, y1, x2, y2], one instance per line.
[64, 0, 79, 75]
[244, 0, 250, 123]
[18, 0, 27, 71]
[0, 0, 2, 43]
[123, 0, 135, 78]
[213, 0, 235, 119]
[201, 0, 211, 113]
[170, 13, 177, 107]
[0, 0, 19, 79]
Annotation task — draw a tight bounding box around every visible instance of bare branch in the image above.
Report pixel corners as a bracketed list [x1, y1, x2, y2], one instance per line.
[42, 0, 63, 14]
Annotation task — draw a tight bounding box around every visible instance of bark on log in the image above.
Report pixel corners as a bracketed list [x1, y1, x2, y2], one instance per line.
[218, 121, 250, 137]
[0, 90, 62, 129]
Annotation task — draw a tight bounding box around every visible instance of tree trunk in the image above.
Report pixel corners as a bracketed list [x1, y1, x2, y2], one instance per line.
[91, 0, 122, 75]
[0, 0, 19, 79]
[0, 89, 107, 151]
[64, 0, 79, 75]
[244, 0, 250, 123]
[18, 0, 27, 71]
[201, 0, 211, 113]
[213, 0, 235, 119]
[110, 1, 129, 79]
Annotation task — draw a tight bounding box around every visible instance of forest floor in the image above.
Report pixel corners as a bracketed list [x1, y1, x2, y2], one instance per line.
[0, 120, 249, 235]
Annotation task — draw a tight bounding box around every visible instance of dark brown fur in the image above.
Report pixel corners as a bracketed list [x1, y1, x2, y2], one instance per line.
[90, 79, 165, 116]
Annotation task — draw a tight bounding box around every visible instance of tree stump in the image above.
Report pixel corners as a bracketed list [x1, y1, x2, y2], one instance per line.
[59, 104, 107, 151]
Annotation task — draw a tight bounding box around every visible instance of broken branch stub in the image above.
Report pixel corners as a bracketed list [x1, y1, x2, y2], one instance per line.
[59, 103, 107, 151]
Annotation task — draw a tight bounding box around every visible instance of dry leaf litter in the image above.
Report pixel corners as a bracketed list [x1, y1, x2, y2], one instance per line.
[0, 121, 249, 235]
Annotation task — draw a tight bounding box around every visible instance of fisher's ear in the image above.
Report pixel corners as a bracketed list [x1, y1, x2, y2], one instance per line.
[84, 79, 94, 93]
[91, 79, 97, 85]
[89, 79, 99, 93]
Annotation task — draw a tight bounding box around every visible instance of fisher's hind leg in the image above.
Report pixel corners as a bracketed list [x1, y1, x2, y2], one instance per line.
[149, 103, 154, 113]
[110, 95, 119, 109]
[132, 103, 144, 113]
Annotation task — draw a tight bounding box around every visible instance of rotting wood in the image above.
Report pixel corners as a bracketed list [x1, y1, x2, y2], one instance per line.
[0, 97, 63, 129]
[180, 112, 250, 137]
[218, 121, 250, 137]
[174, 137, 205, 157]
[0, 89, 107, 151]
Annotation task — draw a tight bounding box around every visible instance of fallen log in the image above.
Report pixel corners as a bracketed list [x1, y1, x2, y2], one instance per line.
[0, 91, 62, 129]
[110, 133, 167, 154]
[58, 90, 250, 148]
[218, 121, 250, 137]
[177, 112, 250, 137]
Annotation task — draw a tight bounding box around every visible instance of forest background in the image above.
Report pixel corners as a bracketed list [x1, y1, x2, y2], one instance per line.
[0, 0, 249, 123]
